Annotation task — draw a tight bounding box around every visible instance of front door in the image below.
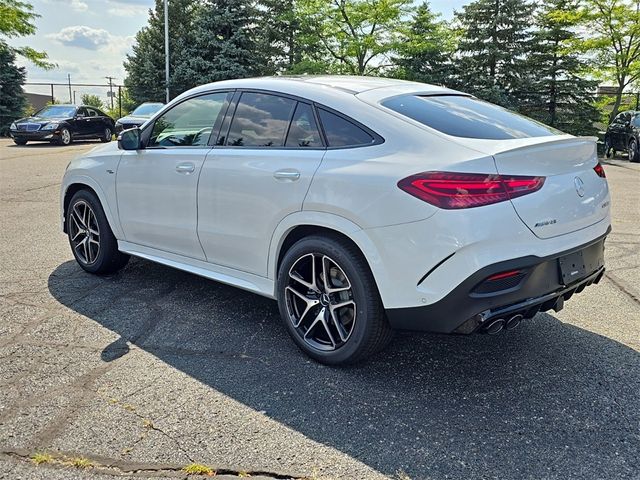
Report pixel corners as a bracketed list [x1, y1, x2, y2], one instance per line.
[197, 93, 325, 276]
[116, 92, 232, 260]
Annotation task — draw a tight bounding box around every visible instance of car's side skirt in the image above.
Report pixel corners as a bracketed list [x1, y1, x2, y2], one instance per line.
[117, 241, 276, 299]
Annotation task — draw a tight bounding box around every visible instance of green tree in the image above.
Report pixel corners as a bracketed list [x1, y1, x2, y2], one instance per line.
[172, 0, 263, 86]
[583, 0, 640, 121]
[519, 0, 600, 135]
[124, 0, 197, 103]
[80, 94, 105, 109]
[295, 0, 413, 75]
[106, 88, 138, 119]
[0, 0, 52, 68]
[392, 1, 458, 87]
[257, 0, 298, 73]
[454, 0, 536, 108]
[0, 45, 26, 135]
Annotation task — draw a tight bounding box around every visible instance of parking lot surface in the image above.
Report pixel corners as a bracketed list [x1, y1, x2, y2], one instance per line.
[0, 138, 638, 480]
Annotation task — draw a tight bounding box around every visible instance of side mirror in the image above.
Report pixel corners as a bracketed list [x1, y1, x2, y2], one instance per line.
[118, 127, 142, 151]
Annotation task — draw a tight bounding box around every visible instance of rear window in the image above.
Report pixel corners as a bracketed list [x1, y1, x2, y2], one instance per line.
[381, 95, 560, 140]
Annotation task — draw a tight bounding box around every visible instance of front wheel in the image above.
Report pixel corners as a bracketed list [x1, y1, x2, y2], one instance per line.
[629, 138, 639, 163]
[67, 189, 129, 274]
[277, 235, 392, 365]
[604, 137, 613, 158]
[57, 127, 72, 146]
[100, 126, 112, 143]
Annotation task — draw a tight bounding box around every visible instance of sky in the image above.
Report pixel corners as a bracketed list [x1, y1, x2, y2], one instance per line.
[10, 0, 470, 103]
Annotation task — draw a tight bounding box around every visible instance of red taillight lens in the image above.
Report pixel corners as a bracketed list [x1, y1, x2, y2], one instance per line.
[486, 270, 522, 281]
[397, 171, 545, 209]
[593, 162, 606, 178]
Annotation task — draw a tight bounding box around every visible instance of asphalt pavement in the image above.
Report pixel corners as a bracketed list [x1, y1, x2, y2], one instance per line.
[0, 138, 638, 480]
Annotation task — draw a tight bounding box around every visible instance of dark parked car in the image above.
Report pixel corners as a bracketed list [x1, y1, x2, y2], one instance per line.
[114, 102, 164, 133]
[9, 105, 115, 146]
[603, 110, 640, 162]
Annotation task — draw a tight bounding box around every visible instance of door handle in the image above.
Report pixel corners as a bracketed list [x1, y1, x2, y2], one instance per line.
[175, 162, 195, 174]
[273, 169, 300, 181]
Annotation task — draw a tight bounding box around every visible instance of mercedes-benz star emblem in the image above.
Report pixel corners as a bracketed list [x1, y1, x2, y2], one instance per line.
[574, 176, 585, 197]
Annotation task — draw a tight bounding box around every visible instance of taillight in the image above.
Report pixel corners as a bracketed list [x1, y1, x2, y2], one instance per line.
[593, 162, 606, 178]
[397, 171, 545, 209]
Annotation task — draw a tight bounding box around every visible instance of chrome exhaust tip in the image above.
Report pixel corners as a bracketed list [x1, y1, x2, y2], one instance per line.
[484, 318, 505, 335]
[505, 314, 523, 330]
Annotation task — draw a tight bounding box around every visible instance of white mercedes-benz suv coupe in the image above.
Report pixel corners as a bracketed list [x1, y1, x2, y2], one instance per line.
[61, 76, 611, 364]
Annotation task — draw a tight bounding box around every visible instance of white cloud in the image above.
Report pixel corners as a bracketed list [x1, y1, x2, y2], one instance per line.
[44, 0, 89, 12]
[107, 2, 150, 17]
[47, 25, 111, 50]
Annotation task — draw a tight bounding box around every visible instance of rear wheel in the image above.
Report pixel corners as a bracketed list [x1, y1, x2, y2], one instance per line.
[100, 126, 112, 143]
[629, 138, 639, 163]
[277, 235, 392, 365]
[67, 189, 129, 274]
[13, 139, 27, 146]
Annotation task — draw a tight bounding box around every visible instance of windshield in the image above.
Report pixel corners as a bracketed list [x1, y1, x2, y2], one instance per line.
[131, 103, 164, 116]
[381, 95, 561, 140]
[35, 105, 77, 118]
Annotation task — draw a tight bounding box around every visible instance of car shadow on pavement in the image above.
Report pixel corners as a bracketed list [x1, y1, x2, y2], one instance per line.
[5, 141, 101, 148]
[48, 258, 640, 479]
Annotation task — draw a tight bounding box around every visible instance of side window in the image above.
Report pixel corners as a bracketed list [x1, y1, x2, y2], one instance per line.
[226, 92, 296, 147]
[86, 108, 98, 117]
[633, 116, 640, 127]
[317, 108, 375, 147]
[77, 107, 88, 117]
[149, 92, 230, 147]
[285, 103, 322, 147]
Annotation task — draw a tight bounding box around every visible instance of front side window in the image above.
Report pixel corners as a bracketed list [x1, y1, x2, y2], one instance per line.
[226, 92, 296, 147]
[149, 92, 230, 147]
[382, 95, 561, 140]
[317, 108, 375, 147]
[285, 103, 322, 147]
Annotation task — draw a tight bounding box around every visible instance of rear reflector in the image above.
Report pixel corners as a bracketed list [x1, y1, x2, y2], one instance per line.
[397, 171, 545, 209]
[486, 270, 522, 281]
[593, 162, 606, 178]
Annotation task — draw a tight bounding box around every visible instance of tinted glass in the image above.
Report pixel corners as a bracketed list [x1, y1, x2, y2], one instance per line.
[318, 109, 374, 147]
[285, 103, 322, 147]
[86, 108, 98, 117]
[36, 105, 77, 118]
[382, 95, 561, 140]
[149, 92, 229, 147]
[226, 93, 296, 147]
[634, 115, 640, 127]
[132, 103, 164, 116]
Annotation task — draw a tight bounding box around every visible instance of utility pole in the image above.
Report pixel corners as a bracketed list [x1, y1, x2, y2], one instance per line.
[67, 74, 72, 103]
[105, 76, 115, 110]
[73, 90, 76, 105]
[164, 0, 170, 103]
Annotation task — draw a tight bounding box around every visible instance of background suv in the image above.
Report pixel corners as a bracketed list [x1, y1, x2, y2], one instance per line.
[604, 110, 640, 162]
[60, 76, 611, 365]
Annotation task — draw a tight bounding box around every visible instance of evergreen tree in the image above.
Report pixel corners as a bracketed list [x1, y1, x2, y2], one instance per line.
[257, 0, 298, 73]
[172, 0, 262, 87]
[123, 0, 197, 103]
[393, 2, 458, 87]
[0, 45, 26, 136]
[454, 0, 535, 108]
[520, 0, 599, 135]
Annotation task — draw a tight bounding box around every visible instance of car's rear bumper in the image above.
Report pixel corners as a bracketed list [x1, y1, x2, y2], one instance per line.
[10, 130, 60, 141]
[385, 231, 609, 334]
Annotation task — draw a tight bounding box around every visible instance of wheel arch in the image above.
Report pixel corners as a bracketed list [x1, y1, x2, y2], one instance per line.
[268, 212, 392, 306]
[61, 177, 123, 238]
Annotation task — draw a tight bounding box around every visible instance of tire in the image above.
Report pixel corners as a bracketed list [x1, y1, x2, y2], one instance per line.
[629, 138, 639, 163]
[604, 137, 613, 158]
[277, 235, 392, 365]
[67, 189, 129, 274]
[57, 127, 72, 146]
[13, 139, 27, 146]
[100, 126, 113, 143]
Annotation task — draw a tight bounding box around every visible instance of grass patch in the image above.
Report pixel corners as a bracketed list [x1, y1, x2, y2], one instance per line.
[31, 453, 54, 465]
[183, 463, 215, 476]
[69, 457, 92, 469]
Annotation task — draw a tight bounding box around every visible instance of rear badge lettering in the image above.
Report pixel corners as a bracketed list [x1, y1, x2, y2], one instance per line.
[534, 219, 557, 228]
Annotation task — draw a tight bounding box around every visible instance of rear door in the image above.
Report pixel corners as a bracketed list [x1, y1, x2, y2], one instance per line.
[74, 107, 93, 137]
[197, 91, 325, 276]
[85, 108, 103, 135]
